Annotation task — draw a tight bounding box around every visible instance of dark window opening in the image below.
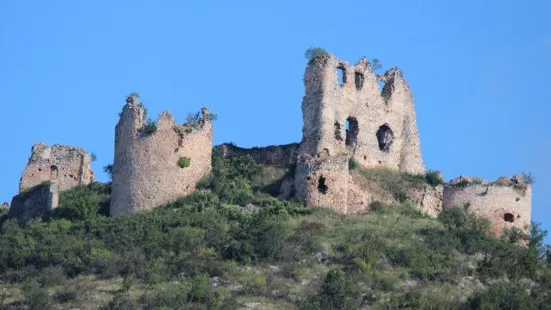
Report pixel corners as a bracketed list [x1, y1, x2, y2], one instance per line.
[334, 122, 343, 141]
[318, 176, 328, 194]
[337, 66, 347, 86]
[50, 165, 58, 179]
[355, 72, 364, 90]
[504, 213, 515, 223]
[376, 124, 394, 152]
[345, 117, 359, 149]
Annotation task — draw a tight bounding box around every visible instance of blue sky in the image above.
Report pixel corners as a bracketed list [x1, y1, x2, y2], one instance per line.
[1, 1, 550, 241]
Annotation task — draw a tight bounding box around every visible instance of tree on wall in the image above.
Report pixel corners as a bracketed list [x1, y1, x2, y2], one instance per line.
[305, 47, 329, 61]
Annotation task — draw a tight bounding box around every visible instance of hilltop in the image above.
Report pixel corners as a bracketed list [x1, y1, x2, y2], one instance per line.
[0, 149, 550, 309]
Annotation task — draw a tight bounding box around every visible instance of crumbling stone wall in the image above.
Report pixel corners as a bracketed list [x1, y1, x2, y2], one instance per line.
[8, 182, 59, 223]
[298, 54, 424, 174]
[19, 143, 94, 192]
[294, 53, 425, 211]
[217, 143, 299, 168]
[294, 154, 350, 213]
[110, 94, 213, 216]
[443, 175, 532, 236]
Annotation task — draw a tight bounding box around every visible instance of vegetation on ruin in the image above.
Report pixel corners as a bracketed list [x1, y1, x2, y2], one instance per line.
[177, 157, 191, 168]
[0, 151, 550, 309]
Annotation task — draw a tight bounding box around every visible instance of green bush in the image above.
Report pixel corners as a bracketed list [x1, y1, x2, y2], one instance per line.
[22, 280, 52, 310]
[178, 157, 191, 168]
[140, 118, 157, 135]
[52, 182, 110, 221]
[348, 158, 358, 170]
[304, 47, 329, 61]
[424, 170, 444, 186]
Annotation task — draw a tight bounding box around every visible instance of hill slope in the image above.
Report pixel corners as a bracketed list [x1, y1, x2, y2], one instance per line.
[0, 149, 550, 310]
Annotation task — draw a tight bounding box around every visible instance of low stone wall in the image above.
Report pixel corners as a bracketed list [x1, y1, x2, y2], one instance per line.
[8, 182, 59, 223]
[443, 175, 531, 235]
[407, 185, 444, 217]
[216, 143, 300, 168]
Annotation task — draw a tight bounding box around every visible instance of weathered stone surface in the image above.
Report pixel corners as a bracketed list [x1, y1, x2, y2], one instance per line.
[407, 185, 444, 217]
[443, 176, 532, 236]
[19, 143, 94, 192]
[8, 182, 59, 223]
[294, 154, 350, 213]
[298, 55, 424, 174]
[293, 53, 425, 212]
[110, 94, 213, 216]
[216, 143, 299, 168]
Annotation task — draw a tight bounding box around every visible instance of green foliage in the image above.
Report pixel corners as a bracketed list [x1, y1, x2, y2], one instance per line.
[466, 283, 538, 309]
[22, 280, 52, 310]
[52, 182, 110, 221]
[371, 58, 382, 71]
[103, 164, 113, 180]
[178, 157, 191, 168]
[521, 172, 535, 184]
[90, 152, 97, 162]
[424, 170, 444, 186]
[304, 47, 329, 61]
[301, 269, 360, 310]
[348, 158, 358, 170]
[140, 118, 157, 135]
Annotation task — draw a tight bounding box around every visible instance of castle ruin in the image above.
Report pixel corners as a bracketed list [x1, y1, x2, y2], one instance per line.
[19, 143, 94, 192]
[294, 54, 424, 213]
[8, 143, 93, 223]
[109, 94, 213, 216]
[4, 50, 533, 236]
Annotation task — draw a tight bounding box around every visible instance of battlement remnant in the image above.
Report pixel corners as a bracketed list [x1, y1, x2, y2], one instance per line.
[110, 94, 214, 216]
[19, 143, 94, 193]
[443, 175, 532, 235]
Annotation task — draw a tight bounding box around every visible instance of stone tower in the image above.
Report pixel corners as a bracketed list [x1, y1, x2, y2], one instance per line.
[19, 143, 94, 192]
[443, 175, 532, 236]
[110, 94, 213, 216]
[294, 53, 425, 212]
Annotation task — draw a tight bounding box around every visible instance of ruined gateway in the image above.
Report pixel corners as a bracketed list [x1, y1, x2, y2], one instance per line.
[9, 51, 532, 236]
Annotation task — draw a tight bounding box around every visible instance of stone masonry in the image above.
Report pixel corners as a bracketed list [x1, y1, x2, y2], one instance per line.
[19, 143, 95, 192]
[8, 181, 59, 224]
[110, 94, 213, 216]
[443, 175, 532, 235]
[298, 54, 424, 173]
[294, 53, 425, 212]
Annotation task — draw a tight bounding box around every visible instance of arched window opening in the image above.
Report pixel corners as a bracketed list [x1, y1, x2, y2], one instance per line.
[355, 72, 364, 90]
[345, 117, 359, 150]
[337, 66, 347, 86]
[504, 213, 515, 223]
[50, 165, 59, 179]
[318, 176, 328, 194]
[376, 124, 394, 152]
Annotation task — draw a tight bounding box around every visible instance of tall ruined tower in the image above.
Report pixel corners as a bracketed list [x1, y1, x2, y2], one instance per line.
[110, 94, 213, 216]
[295, 53, 425, 212]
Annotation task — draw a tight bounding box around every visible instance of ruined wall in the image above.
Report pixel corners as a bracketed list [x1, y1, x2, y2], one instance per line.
[294, 154, 350, 213]
[443, 175, 532, 235]
[19, 143, 94, 192]
[294, 53, 425, 211]
[216, 143, 299, 168]
[8, 182, 59, 223]
[407, 185, 444, 217]
[298, 54, 424, 174]
[110, 94, 213, 216]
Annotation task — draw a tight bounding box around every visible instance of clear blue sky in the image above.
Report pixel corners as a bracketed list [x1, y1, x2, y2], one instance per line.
[1, 1, 550, 241]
